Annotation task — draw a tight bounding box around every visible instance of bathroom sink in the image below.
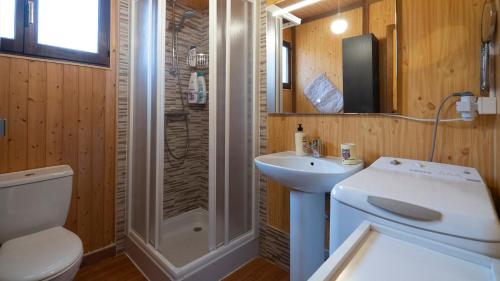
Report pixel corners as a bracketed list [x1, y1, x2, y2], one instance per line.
[254, 151, 363, 193]
[255, 151, 363, 281]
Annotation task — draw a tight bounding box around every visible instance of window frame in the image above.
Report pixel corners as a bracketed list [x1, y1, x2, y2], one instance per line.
[0, 0, 110, 67]
[0, 0, 25, 53]
[282, 41, 291, 90]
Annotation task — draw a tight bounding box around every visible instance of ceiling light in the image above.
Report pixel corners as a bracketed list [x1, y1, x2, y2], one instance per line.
[272, 0, 323, 17]
[330, 0, 347, 34]
[331, 18, 348, 34]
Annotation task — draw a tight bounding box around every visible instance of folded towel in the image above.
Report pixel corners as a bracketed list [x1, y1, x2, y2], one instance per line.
[303, 73, 343, 113]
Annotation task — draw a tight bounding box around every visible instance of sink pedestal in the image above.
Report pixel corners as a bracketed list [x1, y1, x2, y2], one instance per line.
[290, 190, 325, 281]
[254, 152, 364, 280]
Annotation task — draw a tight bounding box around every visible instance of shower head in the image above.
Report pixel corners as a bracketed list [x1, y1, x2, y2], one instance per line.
[176, 10, 196, 31]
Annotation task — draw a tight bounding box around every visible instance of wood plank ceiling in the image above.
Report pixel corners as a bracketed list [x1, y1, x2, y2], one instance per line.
[274, 0, 363, 21]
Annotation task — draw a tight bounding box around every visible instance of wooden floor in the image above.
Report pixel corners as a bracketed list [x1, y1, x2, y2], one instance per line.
[222, 258, 289, 281]
[75, 254, 146, 281]
[75, 254, 289, 281]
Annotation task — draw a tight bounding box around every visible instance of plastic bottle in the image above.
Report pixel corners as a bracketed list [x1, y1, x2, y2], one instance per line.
[188, 72, 198, 104]
[196, 71, 207, 104]
[295, 124, 307, 156]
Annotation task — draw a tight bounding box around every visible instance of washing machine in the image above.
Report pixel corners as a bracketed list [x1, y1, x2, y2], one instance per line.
[310, 157, 500, 281]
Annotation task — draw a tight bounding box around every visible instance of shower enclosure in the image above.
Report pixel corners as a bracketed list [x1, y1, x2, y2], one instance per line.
[127, 0, 260, 279]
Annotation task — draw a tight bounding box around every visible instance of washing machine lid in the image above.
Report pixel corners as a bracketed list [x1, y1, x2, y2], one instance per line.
[332, 157, 500, 242]
[310, 222, 500, 281]
[0, 226, 83, 281]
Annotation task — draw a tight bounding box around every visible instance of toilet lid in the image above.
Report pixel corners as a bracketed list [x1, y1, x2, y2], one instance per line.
[310, 221, 500, 281]
[0, 226, 83, 281]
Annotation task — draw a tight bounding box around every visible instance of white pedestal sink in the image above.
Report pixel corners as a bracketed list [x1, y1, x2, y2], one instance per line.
[255, 152, 363, 281]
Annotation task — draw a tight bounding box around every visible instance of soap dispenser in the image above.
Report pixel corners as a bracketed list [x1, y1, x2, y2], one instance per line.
[295, 124, 307, 156]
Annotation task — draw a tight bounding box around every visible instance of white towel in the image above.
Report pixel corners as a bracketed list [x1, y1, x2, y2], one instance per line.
[303, 73, 343, 113]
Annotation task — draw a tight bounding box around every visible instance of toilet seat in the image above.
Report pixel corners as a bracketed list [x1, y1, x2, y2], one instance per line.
[0, 226, 83, 281]
[310, 221, 500, 281]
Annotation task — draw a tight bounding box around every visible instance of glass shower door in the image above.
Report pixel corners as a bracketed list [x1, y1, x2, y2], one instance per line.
[211, 0, 257, 248]
[226, 0, 255, 241]
[128, 0, 258, 273]
[129, 0, 161, 249]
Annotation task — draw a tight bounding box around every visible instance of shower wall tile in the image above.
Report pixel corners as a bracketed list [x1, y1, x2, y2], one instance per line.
[116, 0, 130, 252]
[163, 4, 209, 219]
[258, 0, 291, 270]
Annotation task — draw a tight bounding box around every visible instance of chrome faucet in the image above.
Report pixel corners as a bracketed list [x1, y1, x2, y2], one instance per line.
[306, 138, 322, 158]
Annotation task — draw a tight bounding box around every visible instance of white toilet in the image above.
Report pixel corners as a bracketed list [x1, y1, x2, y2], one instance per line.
[310, 157, 500, 280]
[0, 165, 83, 281]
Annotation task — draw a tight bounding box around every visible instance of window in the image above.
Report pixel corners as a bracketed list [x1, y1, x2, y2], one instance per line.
[0, 0, 16, 39]
[282, 41, 291, 89]
[0, 0, 110, 66]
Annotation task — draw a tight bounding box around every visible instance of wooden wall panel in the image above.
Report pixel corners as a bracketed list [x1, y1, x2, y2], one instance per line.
[91, 69, 106, 249]
[0, 0, 117, 253]
[267, 115, 497, 230]
[400, 0, 482, 116]
[62, 65, 80, 234]
[267, 0, 499, 232]
[8, 59, 29, 172]
[104, 0, 117, 245]
[0, 57, 9, 173]
[27, 61, 47, 168]
[294, 8, 363, 113]
[77, 68, 93, 251]
[369, 0, 396, 112]
[45, 63, 64, 166]
[289, 0, 395, 113]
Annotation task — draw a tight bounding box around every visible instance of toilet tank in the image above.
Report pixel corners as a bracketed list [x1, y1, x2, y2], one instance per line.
[0, 165, 73, 243]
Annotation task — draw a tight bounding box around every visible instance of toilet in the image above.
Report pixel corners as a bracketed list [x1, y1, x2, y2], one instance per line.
[0, 166, 83, 281]
[310, 157, 500, 280]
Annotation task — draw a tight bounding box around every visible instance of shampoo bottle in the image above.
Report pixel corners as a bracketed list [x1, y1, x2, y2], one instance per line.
[196, 71, 207, 104]
[188, 72, 198, 104]
[295, 124, 307, 156]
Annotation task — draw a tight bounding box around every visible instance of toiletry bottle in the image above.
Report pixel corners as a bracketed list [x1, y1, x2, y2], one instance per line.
[188, 72, 198, 104]
[295, 124, 307, 156]
[197, 71, 207, 104]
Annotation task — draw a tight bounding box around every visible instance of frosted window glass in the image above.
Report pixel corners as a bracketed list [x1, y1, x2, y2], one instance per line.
[38, 0, 99, 53]
[0, 0, 15, 39]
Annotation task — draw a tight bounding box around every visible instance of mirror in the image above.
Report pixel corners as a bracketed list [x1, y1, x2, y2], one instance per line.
[267, 0, 400, 114]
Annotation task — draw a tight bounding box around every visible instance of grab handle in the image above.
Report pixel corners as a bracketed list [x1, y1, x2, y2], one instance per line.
[28, 0, 35, 24]
[367, 195, 442, 221]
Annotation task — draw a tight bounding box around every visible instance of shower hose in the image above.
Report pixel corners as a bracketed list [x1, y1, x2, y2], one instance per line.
[165, 23, 190, 161]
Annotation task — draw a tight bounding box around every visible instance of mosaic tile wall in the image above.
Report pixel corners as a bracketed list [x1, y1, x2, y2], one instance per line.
[163, 3, 209, 219]
[257, 0, 291, 270]
[116, 0, 130, 252]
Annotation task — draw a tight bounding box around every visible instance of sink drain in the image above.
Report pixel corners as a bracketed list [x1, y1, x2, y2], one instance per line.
[193, 226, 202, 232]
